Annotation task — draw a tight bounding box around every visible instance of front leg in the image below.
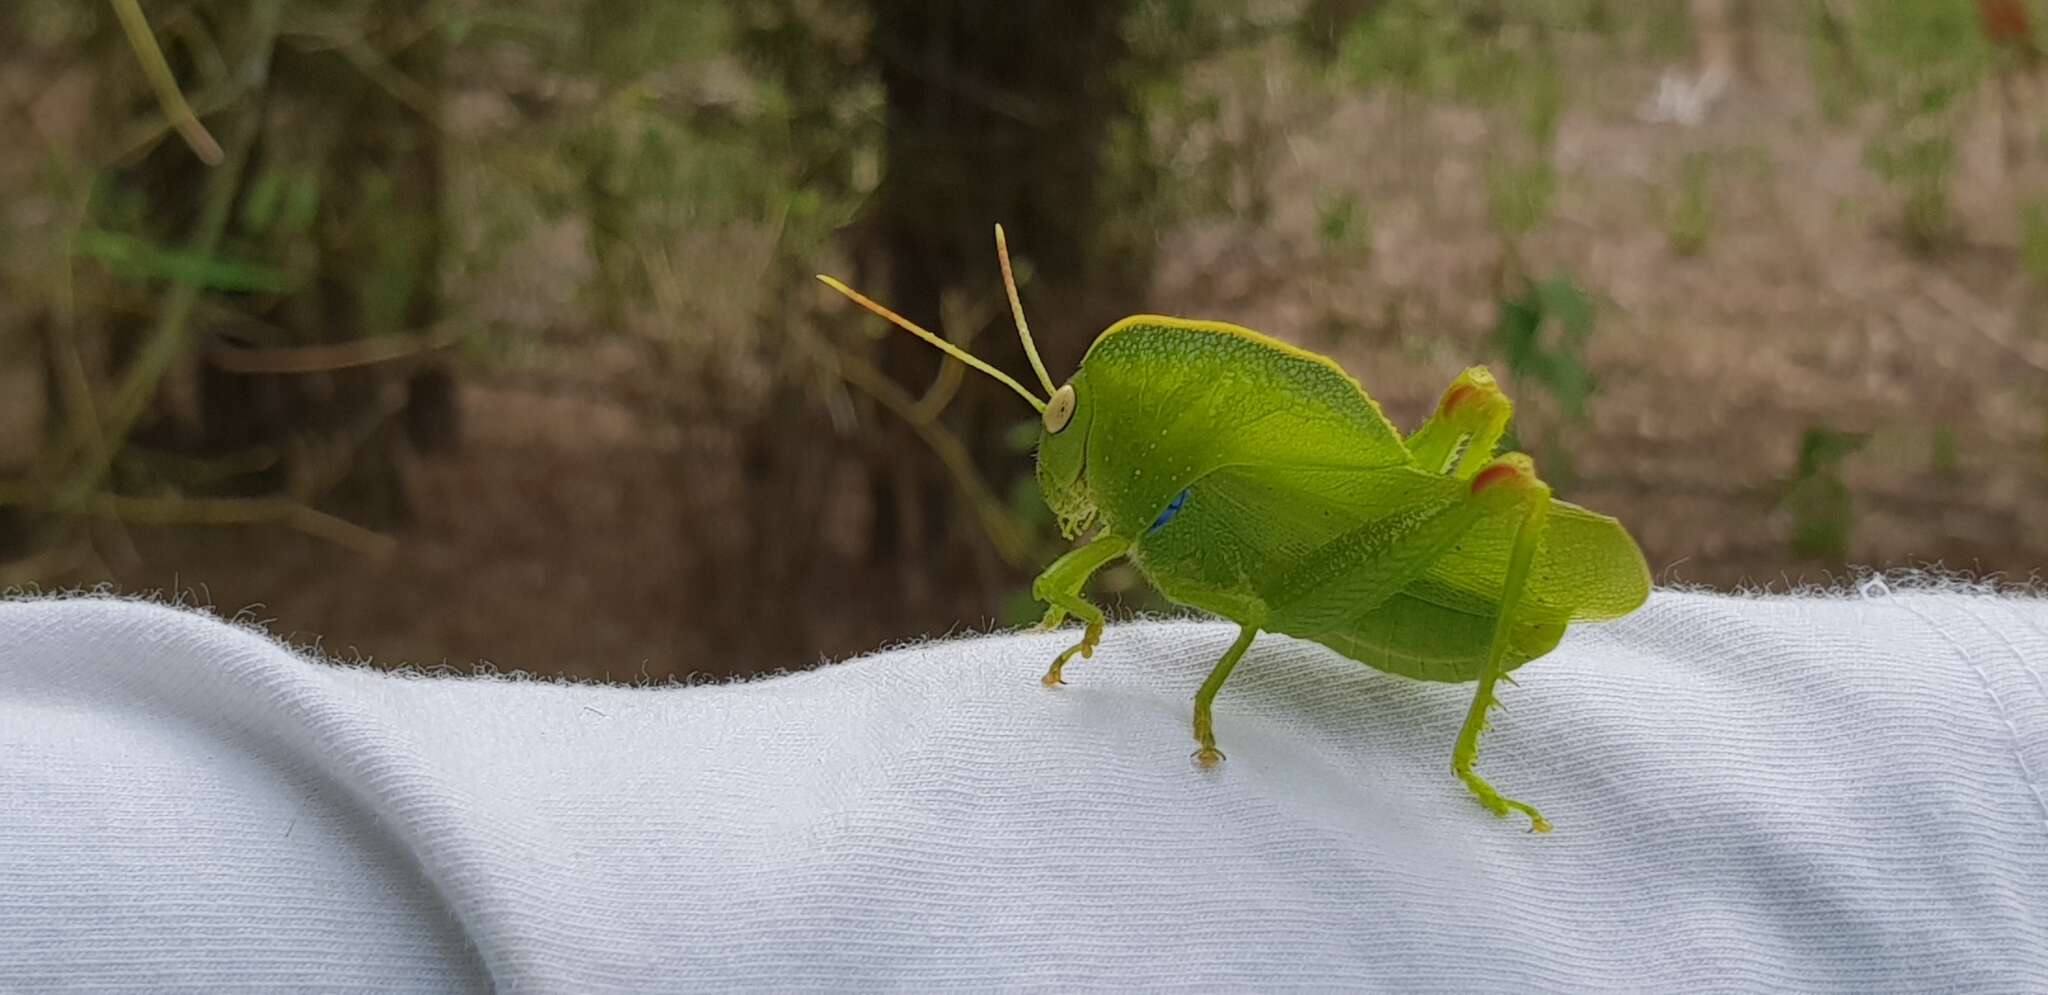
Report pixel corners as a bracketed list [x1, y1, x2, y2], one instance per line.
[1031, 533, 1131, 686]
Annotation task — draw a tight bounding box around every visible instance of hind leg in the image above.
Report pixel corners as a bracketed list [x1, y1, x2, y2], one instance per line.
[1406, 367, 1513, 479]
[1451, 455, 1554, 833]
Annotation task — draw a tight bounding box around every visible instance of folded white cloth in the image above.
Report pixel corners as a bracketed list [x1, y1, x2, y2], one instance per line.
[2, 586, 2045, 993]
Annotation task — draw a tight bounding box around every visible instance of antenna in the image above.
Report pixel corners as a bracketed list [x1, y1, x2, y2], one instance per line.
[815, 275, 1048, 414]
[995, 224, 1058, 397]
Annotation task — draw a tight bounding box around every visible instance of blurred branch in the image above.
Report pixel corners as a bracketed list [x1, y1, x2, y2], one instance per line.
[50, 191, 113, 484]
[1919, 276, 2048, 376]
[912, 339, 967, 423]
[0, 544, 94, 591]
[157, 5, 232, 83]
[64, 0, 285, 496]
[109, 0, 225, 165]
[0, 69, 85, 183]
[277, 6, 443, 116]
[280, 4, 445, 56]
[0, 485, 395, 559]
[125, 446, 282, 488]
[207, 333, 458, 375]
[110, 82, 254, 167]
[862, 34, 1053, 127]
[831, 349, 1035, 568]
[909, 288, 1004, 424]
[46, 189, 145, 572]
[325, 36, 439, 117]
[277, 388, 411, 508]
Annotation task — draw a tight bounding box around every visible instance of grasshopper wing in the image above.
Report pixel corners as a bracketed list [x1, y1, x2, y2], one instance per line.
[1420, 499, 1651, 624]
[1539, 501, 1653, 620]
[1303, 501, 1645, 681]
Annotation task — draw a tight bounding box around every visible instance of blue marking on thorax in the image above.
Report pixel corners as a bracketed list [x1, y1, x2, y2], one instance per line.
[1148, 488, 1191, 535]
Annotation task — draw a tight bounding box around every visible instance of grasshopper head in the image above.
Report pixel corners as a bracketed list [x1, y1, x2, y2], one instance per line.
[1034, 378, 1097, 538]
[818, 224, 1097, 535]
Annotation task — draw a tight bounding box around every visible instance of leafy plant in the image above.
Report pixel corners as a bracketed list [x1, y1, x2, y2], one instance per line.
[1339, 0, 1508, 99]
[1336, 1, 1567, 279]
[1492, 274, 1596, 421]
[1782, 425, 1868, 561]
[71, 230, 291, 294]
[1490, 274, 1597, 488]
[1866, 122, 1957, 252]
[1853, 0, 1992, 252]
[1931, 425, 1961, 481]
[1805, 0, 1866, 123]
[1487, 160, 1557, 240]
[1668, 151, 1713, 256]
[1316, 192, 1373, 258]
[1337, 0, 1575, 112]
[2023, 200, 2048, 285]
[1639, 0, 1694, 62]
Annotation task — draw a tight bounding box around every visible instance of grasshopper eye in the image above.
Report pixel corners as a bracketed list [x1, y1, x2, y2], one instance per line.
[1043, 384, 1076, 434]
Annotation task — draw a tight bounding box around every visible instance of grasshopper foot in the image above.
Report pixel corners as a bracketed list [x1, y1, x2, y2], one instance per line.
[1192, 746, 1225, 768]
[1039, 621, 1102, 687]
[1458, 770, 1551, 833]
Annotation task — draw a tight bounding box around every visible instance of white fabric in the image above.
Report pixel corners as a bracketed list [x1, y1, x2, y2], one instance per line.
[3, 587, 2046, 993]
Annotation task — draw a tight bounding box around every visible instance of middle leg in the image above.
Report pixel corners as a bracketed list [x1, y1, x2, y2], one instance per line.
[1191, 623, 1260, 767]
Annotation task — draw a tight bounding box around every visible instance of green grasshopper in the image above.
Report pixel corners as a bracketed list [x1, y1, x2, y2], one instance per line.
[819, 227, 1650, 832]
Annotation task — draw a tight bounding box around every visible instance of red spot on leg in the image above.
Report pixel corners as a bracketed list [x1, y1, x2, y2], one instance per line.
[1471, 463, 1522, 493]
[1440, 385, 1475, 415]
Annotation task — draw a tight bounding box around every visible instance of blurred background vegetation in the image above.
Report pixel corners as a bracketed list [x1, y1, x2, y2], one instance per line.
[2, 0, 2044, 678]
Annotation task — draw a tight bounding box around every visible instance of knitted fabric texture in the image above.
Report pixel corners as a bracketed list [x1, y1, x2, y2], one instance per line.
[2, 588, 2045, 992]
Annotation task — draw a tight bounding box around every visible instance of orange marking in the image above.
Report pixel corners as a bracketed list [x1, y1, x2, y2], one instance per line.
[1979, 0, 2042, 62]
[1441, 385, 1476, 415]
[1471, 463, 1522, 493]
